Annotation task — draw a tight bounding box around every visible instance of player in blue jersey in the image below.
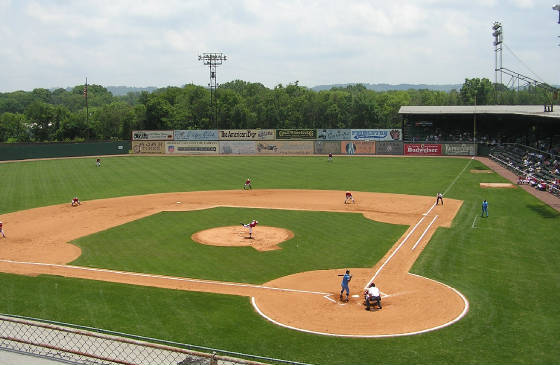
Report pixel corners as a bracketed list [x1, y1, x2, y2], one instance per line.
[482, 200, 488, 217]
[339, 270, 352, 302]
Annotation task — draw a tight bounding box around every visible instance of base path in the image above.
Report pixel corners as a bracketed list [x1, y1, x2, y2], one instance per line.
[0, 190, 467, 337]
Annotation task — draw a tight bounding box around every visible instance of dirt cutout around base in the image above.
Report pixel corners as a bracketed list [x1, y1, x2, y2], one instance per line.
[470, 169, 493, 174]
[192, 226, 293, 251]
[0, 189, 467, 337]
[480, 183, 515, 188]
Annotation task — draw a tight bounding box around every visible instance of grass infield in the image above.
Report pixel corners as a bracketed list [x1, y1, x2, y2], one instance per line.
[0, 156, 558, 364]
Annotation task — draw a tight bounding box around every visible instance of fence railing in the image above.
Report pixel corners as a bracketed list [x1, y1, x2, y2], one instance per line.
[0, 314, 315, 365]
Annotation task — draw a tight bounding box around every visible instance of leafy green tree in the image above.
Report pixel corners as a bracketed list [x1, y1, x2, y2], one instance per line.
[0, 112, 30, 142]
[460, 78, 494, 105]
[145, 96, 171, 129]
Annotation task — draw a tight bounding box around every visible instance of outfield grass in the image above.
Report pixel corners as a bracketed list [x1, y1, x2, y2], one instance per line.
[0, 156, 558, 364]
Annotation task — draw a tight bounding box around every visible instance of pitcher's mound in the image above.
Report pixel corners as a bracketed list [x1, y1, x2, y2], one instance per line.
[480, 183, 515, 188]
[191, 226, 294, 251]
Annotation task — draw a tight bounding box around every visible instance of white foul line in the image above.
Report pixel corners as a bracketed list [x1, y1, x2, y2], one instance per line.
[443, 156, 474, 196]
[471, 215, 478, 229]
[365, 156, 472, 289]
[364, 215, 426, 289]
[0, 259, 331, 296]
[411, 215, 438, 251]
[423, 202, 437, 216]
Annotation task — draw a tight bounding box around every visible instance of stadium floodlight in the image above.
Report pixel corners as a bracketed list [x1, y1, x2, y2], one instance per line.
[198, 53, 227, 128]
[492, 22, 503, 46]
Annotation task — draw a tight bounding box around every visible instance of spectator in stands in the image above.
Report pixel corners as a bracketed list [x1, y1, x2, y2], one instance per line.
[537, 181, 548, 191]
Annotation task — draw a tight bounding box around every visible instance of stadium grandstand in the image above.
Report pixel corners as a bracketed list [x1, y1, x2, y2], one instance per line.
[399, 105, 560, 197]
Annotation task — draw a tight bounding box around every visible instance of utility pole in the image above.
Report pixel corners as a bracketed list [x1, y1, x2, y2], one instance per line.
[84, 77, 89, 140]
[198, 53, 227, 129]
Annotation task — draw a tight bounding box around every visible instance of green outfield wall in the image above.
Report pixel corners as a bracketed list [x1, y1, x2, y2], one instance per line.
[0, 141, 131, 161]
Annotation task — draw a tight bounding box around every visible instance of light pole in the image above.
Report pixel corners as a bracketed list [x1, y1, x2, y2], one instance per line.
[198, 53, 227, 129]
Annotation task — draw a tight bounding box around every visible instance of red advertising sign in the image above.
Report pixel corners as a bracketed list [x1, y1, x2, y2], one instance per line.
[404, 143, 442, 156]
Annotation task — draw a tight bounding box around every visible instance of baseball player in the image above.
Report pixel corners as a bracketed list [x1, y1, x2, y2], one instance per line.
[241, 220, 259, 238]
[96, 158, 101, 167]
[482, 199, 489, 217]
[344, 191, 355, 204]
[0, 221, 5, 238]
[243, 178, 252, 190]
[364, 283, 382, 310]
[338, 270, 352, 302]
[328, 152, 333, 162]
[71, 197, 81, 207]
[436, 192, 443, 205]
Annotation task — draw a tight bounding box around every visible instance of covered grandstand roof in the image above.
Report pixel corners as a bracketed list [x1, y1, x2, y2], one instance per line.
[399, 105, 560, 119]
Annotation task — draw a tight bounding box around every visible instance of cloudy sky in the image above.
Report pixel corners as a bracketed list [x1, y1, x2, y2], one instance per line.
[0, 0, 558, 92]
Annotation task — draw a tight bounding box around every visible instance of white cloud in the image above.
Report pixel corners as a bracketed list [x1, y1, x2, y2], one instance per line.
[0, 0, 557, 92]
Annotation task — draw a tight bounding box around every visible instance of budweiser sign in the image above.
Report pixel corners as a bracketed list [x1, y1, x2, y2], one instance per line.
[404, 143, 442, 156]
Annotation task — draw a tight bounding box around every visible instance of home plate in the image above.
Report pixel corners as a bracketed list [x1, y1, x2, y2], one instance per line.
[176, 201, 182, 204]
[352, 295, 360, 298]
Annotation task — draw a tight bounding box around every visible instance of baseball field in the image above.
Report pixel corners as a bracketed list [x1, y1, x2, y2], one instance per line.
[0, 155, 558, 364]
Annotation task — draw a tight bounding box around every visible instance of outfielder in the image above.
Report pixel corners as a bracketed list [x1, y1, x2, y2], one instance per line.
[241, 220, 259, 238]
[0, 221, 5, 238]
[344, 191, 355, 204]
[338, 270, 352, 302]
[96, 158, 101, 167]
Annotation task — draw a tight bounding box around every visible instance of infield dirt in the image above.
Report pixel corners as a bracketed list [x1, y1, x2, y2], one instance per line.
[0, 189, 467, 337]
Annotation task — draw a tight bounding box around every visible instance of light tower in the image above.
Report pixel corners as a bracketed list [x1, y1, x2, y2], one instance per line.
[198, 53, 227, 128]
[492, 22, 503, 86]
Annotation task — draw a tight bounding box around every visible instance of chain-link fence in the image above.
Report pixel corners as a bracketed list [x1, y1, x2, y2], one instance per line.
[0, 314, 314, 365]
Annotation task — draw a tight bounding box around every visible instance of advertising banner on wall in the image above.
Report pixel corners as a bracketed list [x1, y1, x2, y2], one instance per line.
[404, 143, 442, 156]
[314, 141, 341, 154]
[376, 141, 404, 155]
[219, 141, 257, 154]
[255, 141, 314, 154]
[351, 129, 402, 141]
[316, 129, 351, 140]
[165, 141, 218, 154]
[132, 141, 166, 154]
[341, 141, 376, 155]
[276, 129, 317, 140]
[443, 143, 476, 156]
[174, 130, 217, 141]
[132, 130, 174, 141]
[218, 129, 275, 140]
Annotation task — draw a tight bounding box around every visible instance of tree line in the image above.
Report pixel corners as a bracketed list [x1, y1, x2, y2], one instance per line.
[0, 78, 553, 143]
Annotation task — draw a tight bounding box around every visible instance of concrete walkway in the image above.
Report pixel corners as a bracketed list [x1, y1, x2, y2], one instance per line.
[0, 350, 73, 365]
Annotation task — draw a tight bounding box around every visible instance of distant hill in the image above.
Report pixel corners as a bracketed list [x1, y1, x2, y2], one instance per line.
[105, 86, 158, 96]
[311, 83, 463, 92]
